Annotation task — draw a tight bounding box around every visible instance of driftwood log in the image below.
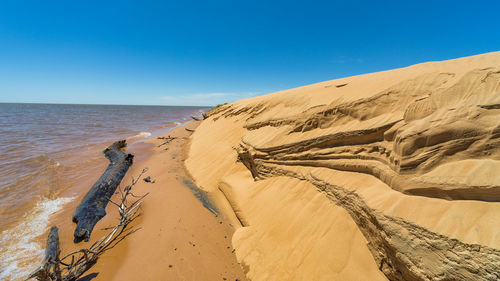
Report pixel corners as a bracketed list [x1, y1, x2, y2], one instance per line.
[72, 140, 133, 243]
[27, 169, 148, 281]
[27, 227, 61, 281]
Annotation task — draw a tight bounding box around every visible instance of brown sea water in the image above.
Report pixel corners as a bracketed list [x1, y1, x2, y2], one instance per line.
[0, 103, 209, 280]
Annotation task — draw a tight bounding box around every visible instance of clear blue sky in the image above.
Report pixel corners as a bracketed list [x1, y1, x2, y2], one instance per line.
[0, 0, 498, 106]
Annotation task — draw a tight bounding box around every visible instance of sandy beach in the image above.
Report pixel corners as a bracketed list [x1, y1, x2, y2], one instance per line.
[44, 121, 247, 281]
[3, 1, 499, 280]
[26, 51, 500, 281]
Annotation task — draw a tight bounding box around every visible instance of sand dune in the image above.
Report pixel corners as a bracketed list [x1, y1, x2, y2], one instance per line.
[186, 52, 500, 280]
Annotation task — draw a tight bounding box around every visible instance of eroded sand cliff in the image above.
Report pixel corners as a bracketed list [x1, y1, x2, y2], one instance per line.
[186, 52, 500, 280]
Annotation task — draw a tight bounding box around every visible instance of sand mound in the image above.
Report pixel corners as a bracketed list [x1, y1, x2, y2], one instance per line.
[186, 52, 500, 280]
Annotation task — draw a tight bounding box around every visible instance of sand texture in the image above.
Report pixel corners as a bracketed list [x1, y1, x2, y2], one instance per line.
[185, 52, 500, 280]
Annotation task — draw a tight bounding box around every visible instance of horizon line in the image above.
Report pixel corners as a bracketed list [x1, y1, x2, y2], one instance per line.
[0, 101, 214, 107]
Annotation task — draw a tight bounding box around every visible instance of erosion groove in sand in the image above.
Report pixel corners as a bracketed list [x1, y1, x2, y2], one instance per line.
[253, 157, 500, 201]
[245, 161, 500, 281]
[230, 67, 500, 202]
[186, 52, 500, 281]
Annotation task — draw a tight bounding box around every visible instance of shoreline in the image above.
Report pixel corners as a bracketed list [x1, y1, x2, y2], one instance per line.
[1, 111, 203, 281]
[39, 120, 247, 281]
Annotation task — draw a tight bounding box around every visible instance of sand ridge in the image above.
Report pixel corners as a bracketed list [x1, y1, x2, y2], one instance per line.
[186, 51, 500, 280]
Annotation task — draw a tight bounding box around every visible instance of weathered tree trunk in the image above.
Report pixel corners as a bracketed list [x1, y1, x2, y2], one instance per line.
[45, 226, 61, 277]
[26, 226, 61, 281]
[72, 140, 133, 243]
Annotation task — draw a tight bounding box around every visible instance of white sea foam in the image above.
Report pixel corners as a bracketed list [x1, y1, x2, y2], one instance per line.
[128, 131, 152, 140]
[0, 196, 74, 281]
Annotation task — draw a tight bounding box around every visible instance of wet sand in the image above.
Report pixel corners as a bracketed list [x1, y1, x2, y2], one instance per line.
[44, 121, 247, 281]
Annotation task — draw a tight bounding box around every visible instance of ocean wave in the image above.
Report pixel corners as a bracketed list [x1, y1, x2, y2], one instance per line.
[154, 122, 181, 129]
[127, 131, 152, 140]
[0, 196, 74, 281]
[0, 156, 64, 211]
[0, 154, 59, 176]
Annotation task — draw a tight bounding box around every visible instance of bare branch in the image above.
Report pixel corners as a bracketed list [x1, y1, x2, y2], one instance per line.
[157, 136, 177, 147]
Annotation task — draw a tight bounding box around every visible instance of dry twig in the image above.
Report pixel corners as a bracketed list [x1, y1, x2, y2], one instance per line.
[157, 136, 176, 148]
